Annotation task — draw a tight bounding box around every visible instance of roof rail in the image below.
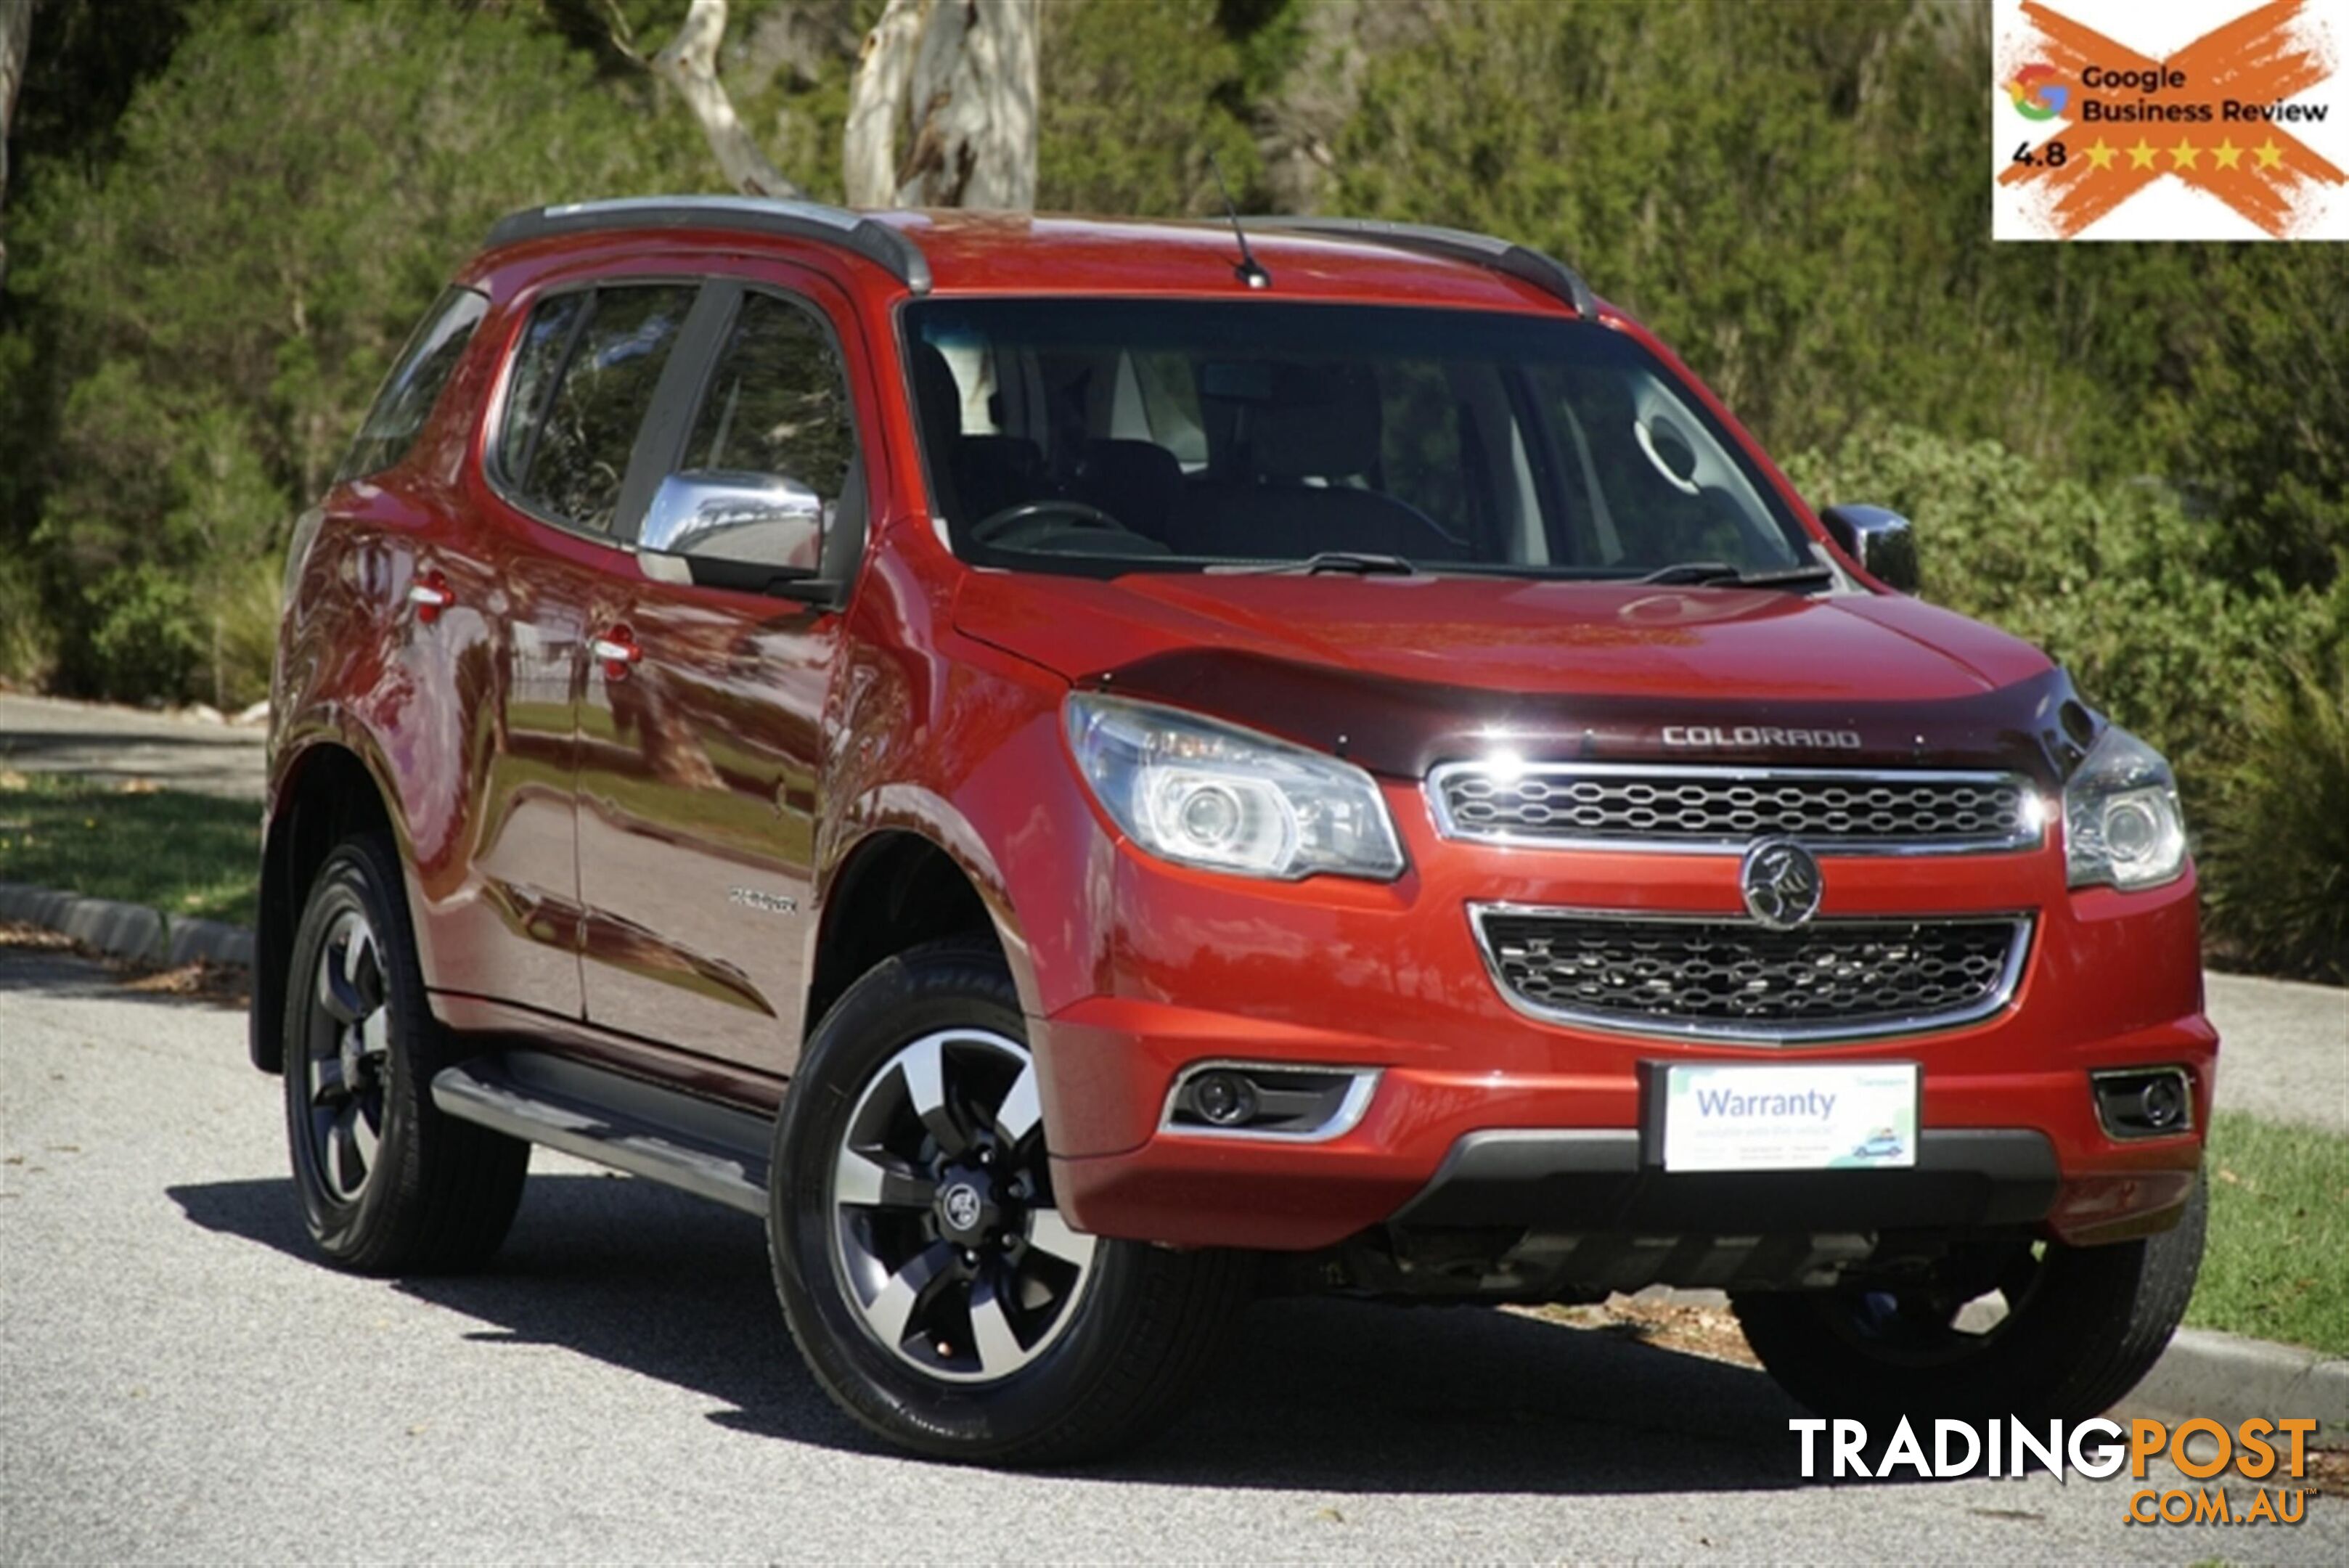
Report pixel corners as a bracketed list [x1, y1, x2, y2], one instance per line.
[483, 196, 932, 295]
[1246, 216, 1597, 321]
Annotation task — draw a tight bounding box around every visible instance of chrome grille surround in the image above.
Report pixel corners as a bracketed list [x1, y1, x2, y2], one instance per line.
[1468, 904, 2033, 1045]
[1428, 763, 2043, 855]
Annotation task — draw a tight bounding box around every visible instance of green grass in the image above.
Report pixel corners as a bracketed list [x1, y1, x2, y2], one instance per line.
[0, 772, 259, 927]
[2186, 1111, 2349, 1356]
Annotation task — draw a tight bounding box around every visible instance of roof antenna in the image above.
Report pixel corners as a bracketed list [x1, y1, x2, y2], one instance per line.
[1209, 154, 1270, 291]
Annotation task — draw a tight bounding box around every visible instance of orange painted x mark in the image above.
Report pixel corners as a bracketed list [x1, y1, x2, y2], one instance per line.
[2001, 0, 2345, 237]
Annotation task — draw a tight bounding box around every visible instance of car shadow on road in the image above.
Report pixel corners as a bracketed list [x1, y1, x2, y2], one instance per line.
[171, 1167, 1818, 1496]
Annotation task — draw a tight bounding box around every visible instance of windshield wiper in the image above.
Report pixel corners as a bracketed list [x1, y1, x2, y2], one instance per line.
[1638, 560, 1837, 591]
[1209, 551, 1421, 578]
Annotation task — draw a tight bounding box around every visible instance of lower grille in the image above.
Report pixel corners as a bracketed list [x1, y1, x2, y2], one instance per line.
[1472, 907, 2030, 1044]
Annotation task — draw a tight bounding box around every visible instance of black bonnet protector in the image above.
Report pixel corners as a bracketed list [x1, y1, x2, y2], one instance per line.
[1088, 649, 2096, 785]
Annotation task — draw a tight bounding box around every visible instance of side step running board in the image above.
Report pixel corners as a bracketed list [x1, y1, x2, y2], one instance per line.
[432, 1052, 774, 1217]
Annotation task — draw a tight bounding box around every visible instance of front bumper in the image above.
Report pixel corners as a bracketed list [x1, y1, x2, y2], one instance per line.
[1047, 1022, 2210, 1252]
[1039, 819, 2213, 1255]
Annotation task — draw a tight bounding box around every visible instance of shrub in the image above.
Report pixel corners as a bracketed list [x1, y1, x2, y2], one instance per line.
[1779, 424, 2321, 789]
[1786, 424, 2346, 977]
[0, 555, 53, 688]
[2202, 651, 2349, 983]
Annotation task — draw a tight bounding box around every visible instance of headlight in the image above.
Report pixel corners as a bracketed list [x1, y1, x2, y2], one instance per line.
[1064, 694, 1404, 881]
[2064, 724, 2188, 891]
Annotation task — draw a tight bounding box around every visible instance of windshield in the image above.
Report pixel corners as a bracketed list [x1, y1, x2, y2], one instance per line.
[902, 299, 1817, 579]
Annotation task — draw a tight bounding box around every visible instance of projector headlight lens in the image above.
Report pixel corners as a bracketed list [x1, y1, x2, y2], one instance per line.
[2064, 724, 2188, 891]
[1065, 694, 1404, 881]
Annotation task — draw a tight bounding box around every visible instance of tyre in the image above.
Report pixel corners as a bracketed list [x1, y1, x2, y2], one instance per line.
[1733, 1177, 2206, 1425]
[769, 938, 1251, 1466]
[282, 833, 529, 1273]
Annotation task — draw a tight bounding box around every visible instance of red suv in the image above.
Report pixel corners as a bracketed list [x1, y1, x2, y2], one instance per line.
[253, 199, 2212, 1465]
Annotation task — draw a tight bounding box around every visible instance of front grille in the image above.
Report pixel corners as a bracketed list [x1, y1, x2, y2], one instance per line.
[1431, 764, 2038, 853]
[1472, 908, 2030, 1043]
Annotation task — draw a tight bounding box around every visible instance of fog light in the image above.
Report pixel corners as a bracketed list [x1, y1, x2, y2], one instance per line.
[1190, 1071, 1258, 1127]
[1165, 1062, 1380, 1139]
[2091, 1067, 2194, 1140]
[2140, 1075, 2186, 1129]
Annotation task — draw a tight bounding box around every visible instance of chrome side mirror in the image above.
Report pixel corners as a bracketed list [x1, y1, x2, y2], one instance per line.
[1819, 504, 1919, 595]
[640, 470, 823, 568]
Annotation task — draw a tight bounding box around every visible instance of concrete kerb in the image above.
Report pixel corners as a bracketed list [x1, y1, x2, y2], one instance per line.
[0, 880, 253, 968]
[2120, 1327, 2349, 1445]
[165, 915, 257, 968]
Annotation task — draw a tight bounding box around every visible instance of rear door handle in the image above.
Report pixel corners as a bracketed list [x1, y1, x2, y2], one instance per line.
[405, 571, 454, 624]
[590, 626, 641, 679]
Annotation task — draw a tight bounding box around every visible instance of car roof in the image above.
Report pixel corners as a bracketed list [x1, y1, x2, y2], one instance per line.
[478, 198, 1604, 319]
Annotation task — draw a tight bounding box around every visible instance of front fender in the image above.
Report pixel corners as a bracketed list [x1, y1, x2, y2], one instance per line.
[820, 700, 1116, 1023]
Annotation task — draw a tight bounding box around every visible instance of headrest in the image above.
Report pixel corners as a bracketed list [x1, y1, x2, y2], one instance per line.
[1077, 438, 1183, 493]
[1252, 364, 1382, 481]
[910, 340, 963, 442]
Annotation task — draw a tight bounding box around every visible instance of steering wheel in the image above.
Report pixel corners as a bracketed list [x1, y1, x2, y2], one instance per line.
[970, 498, 1124, 544]
[1371, 492, 1474, 557]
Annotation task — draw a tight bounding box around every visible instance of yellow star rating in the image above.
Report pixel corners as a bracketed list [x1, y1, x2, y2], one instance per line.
[2126, 138, 2158, 170]
[2213, 138, 2243, 169]
[2255, 138, 2285, 169]
[2083, 139, 2117, 171]
[2168, 137, 2201, 171]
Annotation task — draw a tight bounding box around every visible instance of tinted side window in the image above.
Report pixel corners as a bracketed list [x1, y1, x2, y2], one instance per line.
[498, 291, 588, 485]
[684, 293, 854, 502]
[507, 284, 696, 534]
[340, 287, 488, 481]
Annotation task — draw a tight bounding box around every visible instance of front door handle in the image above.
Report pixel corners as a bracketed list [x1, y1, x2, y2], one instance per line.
[590, 626, 641, 681]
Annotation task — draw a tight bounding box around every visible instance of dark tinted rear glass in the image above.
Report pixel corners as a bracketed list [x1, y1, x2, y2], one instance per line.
[338, 287, 488, 481]
[504, 284, 696, 534]
[498, 291, 589, 486]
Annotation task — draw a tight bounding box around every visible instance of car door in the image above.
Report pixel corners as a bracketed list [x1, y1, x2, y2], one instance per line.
[454, 278, 704, 1018]
[573, 275, 863, 1074]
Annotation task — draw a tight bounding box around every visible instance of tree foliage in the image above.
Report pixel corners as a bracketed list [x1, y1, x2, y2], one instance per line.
[1, 0, 2343, 974]
[4, 0, 710, 704]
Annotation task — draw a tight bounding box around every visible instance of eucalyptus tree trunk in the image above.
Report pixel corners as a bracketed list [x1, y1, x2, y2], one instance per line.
[847, 0, 1037, 210]
[1, 0, 33, 287]
[655, 0, 1037, 213]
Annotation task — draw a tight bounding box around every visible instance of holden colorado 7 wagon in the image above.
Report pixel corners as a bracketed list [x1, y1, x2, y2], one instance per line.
[253, 197, 2212, 1464]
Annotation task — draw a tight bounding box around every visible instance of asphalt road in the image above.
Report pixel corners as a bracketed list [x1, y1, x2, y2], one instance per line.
[2205, 971, 2349, 1133]
[0, 695, 266, 800]
[4, 942, 2342, 1564]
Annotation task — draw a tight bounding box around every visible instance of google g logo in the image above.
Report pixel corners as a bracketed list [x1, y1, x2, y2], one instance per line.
[2006, 63, 2071, 121]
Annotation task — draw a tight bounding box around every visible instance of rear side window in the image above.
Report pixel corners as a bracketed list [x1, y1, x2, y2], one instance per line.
[338, 287, 488, 481]
[500, 284, 697, 534]
[497, 292, 589, 485]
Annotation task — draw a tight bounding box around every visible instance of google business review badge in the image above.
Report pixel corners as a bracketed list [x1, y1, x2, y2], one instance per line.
[1994, 0, 2349, 240]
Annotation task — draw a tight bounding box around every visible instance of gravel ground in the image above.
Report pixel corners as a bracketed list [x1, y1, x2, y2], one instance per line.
[4, 942, 2342, 1564]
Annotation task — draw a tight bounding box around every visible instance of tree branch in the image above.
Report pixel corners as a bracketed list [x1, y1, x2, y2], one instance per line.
[652, 0, 805, 200]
